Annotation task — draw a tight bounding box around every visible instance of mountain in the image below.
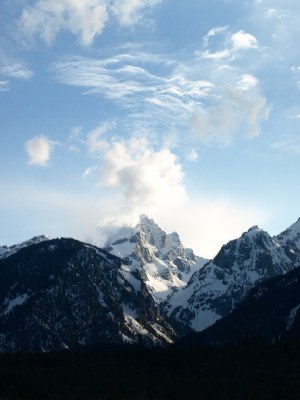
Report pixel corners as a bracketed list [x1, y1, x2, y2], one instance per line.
[183, 264, 300, 346]
[0, 238, 176, 352]
[0, 235, 50, 260]
[164, 224, 298, 332]
[105, 215, 208, 303]
[2, 216, 300, 353]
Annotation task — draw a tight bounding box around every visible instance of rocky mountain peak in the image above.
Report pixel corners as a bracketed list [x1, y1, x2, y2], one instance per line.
[105, 216, 208, 303]
[245, 225, 261, 233]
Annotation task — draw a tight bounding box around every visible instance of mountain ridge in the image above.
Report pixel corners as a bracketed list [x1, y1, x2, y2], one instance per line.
[163, 218, 300, 332]
[2, 215, 300, 352]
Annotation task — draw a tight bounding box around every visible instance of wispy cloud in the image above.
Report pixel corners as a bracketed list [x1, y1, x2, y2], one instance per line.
[191, 84, 270, 146]
[111, 0, 162, 27]
[25, 135, 58, 166]
[51, 53, 214, 132]
[51, 41, 270, 146]
[0, 63, 32, 80]
[185, 148, 198, 162]
[18, 0, 163, 46]
[0, 81, 9, 92]
[271, 138, 300, 156]
[18, 0, 109, 46]
[0, 57, 33, 91]
[86, 122, 115, 153]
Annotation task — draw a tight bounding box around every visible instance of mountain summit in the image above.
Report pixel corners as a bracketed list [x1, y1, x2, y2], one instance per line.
[105, 215, 208, 303]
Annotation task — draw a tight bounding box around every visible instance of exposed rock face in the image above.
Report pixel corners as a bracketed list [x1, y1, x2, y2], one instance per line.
[105, 215, 208, 303]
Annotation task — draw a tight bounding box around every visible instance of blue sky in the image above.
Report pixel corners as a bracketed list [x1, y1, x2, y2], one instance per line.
[1, 0, 300, 257]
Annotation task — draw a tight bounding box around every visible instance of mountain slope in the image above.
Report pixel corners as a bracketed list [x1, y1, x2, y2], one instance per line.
[164, 225, 296, 332]
[105, 215, 208, 303]
[0, 238, 176, 352]
[274, 217, 300, 263]
[183, 264, 300, 346]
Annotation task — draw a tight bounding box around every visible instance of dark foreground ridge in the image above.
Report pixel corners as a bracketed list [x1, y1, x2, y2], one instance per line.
[1, 338, 300, 400]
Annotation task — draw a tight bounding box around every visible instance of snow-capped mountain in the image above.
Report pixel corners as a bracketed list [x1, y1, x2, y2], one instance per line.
[105, 215, 208, 303]
[2, 216, 300, 352]
[164, 224, 298, 332]
[185, 264, 300, 346]
[0, 238, 176, 352]
[0, 235, 50, 260]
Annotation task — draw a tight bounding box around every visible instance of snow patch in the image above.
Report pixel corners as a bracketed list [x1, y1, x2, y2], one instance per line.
[191, 309, 222, 332]
[122, 304, 138, 319]
[4, 294, 28, 314]
[286, 304, 300, 330]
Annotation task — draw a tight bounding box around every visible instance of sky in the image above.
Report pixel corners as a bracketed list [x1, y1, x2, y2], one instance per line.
[1, 0, 300, 258]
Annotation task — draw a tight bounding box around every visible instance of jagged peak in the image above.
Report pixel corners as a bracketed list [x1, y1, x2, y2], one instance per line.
[247, 225, 260, 231]
[138, 214, 162, 232]
[246, 225, 263, 234]
[241, 225, 266, 239]
[139, 214, 152, 224]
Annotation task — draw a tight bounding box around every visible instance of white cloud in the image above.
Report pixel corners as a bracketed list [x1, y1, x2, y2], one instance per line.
[81, 124, 188, 229]
[0, 62, 33, 80]
[0, 57, 33, 91]
[200, 49, 231, 61]
[191, 81, 270, 145]
[52, 47, 270, 147]
[52, 55, 214, 103]
[203, 26, 229, 47]
[231, 30, 258, 50]
[51, 54, 214, 132]
[196, 27, 259, 62]
[111, 0, 162, 26]
[91, 133, 269, 257]
[98, 135, 187, 210]
[82, 165, 98, 178]
[19, 0, 109, 46]
[86, 122, 115, 153]
[18, 0, 163, 46]
[237, 74, 258, 90]
[25, 135, 57, 166]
